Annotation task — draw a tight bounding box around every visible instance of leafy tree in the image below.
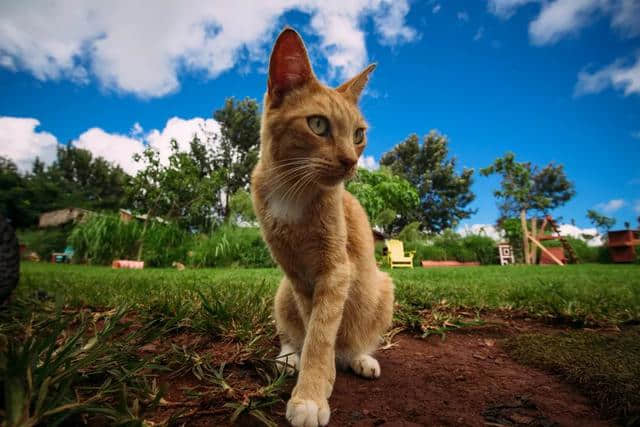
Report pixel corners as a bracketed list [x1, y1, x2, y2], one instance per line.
[1, 146, 130, 228]
[228, 189, 256, 224]
[586, 209, 616, 235]
[480, 152, 575, 263]
[129, 137, 224, 233]
[210, 97, 261, 219]
[345, 167, 419, 234]
[380, 131, 475, 233]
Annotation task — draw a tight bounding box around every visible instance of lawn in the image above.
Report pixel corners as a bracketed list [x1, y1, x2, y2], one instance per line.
[2, 263, 639, 426]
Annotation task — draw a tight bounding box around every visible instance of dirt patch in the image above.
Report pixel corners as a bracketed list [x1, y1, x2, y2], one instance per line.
[274, 328, 612, 426]
[151, 321, 616, 426]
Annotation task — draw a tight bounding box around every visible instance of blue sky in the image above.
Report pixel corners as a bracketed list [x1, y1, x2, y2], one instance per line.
[1, 0, 639, 230]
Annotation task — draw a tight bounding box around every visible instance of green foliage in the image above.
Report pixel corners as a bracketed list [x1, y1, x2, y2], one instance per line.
[498, 217, 525, 263]
[398, 229, 497, 265]
[129, 138, 224, 232]
[480, 152, 575, 219]
[1, 147, 129, 228]
[189, 225, 275, 268]
[380, 131, 475, 233]
[229, 189, 256, 224]
[16, 225, 74, 259]
[586, 209, 616, 234]
[397, 221, 422, 242]
[68, 214, 190, 267]
[211, 97, 261, 220]
[346, 167, 419, 231]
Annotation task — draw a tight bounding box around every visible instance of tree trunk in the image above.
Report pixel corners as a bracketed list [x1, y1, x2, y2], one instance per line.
[530, 217, 537, 264]
[520, 209, 530, 264]
[136, 209, 153, 261]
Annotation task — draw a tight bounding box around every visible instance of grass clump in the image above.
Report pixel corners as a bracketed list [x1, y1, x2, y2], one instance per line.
[504, 327, 640, 424]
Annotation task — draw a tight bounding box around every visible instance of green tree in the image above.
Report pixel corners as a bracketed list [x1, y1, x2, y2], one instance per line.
[380, 131, 475, 233]
[346, 167, 419, 234]
[586, 209, 616, 235]
[480, 152, 575, 263]
[129, 138, 223, 232]
[228, 189, 256, 224]
[210, 97, 261, 219]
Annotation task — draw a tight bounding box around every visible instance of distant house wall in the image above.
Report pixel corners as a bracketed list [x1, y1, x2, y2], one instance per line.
[38, 208, 90, 228]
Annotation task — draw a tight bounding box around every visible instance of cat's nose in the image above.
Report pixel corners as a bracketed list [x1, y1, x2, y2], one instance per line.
[338, 155, 357, 169]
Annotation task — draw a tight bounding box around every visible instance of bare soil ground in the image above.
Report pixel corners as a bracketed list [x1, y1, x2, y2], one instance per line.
[151, 317, 615, 426]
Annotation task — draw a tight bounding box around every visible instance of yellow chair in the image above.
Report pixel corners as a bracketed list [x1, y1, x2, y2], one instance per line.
[386, 239, 415, 269]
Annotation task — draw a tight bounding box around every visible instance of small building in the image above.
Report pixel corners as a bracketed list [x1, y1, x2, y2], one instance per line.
[38, 208, 91, 228]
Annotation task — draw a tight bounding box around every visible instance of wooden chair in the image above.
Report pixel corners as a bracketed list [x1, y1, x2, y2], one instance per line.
[386, 239, 415, 269]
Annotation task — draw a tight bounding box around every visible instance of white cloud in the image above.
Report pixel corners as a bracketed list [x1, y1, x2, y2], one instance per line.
[488, 0, 537, 18]
[0, 115, 220, 175]
[72, 128, 145, 175]
[358, 155, 379, 170]
[0, 1, 417, 98]
[556, 223, 602, 246]
[432, 4, 441, 14]
[145, 117, 220, 166]
[575, 54, 640, 96]
[458, 223, 504, 241]
[487, 0, 640, 44]
[474, 26, 485, 41]
[0, 117, 59, 172]
[596, 198, 626, 213]
[457, 11, 470, 22]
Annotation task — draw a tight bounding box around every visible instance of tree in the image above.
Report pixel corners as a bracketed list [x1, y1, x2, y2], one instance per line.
[345, 167, 419, 234]
[586, 209, 616, 235]
[210, 97, 261, 219]
[380, 131, 475, 233]
[129, 137, 224, 232]
[228, 189, 256, 224]
[480, 152, 575, 264]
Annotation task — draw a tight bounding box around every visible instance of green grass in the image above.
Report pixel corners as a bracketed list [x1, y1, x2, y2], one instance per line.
[505, 327, 640, 424]
[18, 263, 640, 327]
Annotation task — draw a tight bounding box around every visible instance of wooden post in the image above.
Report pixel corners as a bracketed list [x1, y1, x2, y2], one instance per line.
[520, 209, 530, 264]
[530, 217, 538, 264]
[527, 234, 564, 266]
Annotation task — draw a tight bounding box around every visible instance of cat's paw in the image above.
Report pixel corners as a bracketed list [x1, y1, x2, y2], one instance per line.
[276, 345, 299, 376]
[286, 397, 330, 427]
[350, 354, 381, 379]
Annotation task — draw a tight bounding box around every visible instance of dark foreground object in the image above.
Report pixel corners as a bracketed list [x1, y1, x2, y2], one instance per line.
[0, 215, 20, 303]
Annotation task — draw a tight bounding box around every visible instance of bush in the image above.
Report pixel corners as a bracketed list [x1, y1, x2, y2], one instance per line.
[461, 235, 497, 265]
[68, 214, 190, 267]
[189, 225, 274, 268]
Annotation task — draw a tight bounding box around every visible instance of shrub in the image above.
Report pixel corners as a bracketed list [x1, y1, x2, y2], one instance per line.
[68, 214, 190, 267]
[189, 225, 274, 268]
[461, 235, 497, 265]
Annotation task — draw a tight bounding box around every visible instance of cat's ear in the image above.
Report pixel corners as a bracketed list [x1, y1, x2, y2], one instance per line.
[337, 63, 376, 103]
[267, 28, 313, 107]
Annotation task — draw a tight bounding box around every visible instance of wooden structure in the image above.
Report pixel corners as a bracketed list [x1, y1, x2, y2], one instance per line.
[521, 215, 577, 266]
[385, 239, 415, 269]
[607, 230, 640, 263]
[498, 244, 515, 265]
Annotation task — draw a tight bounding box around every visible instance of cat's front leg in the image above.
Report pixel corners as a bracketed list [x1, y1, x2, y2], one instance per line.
[286, 265, 350, 427]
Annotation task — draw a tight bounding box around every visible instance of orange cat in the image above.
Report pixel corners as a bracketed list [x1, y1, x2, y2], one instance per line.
[251, 28, 394, 427]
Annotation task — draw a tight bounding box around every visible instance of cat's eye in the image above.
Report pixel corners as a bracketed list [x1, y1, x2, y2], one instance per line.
[354, 128, 365, 145]
[307, 116, 330, 136]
